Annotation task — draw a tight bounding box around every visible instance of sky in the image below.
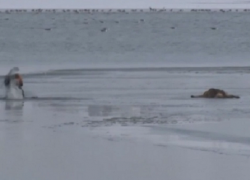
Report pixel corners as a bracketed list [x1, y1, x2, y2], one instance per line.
[0, 0, 248, 9]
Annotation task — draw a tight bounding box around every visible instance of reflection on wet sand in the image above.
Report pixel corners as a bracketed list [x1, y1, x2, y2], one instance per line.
[5, 100, 24, 110]
[38, 101, 145, 117]
[88, 105, 113, 116]
[88, 105, 142, 117]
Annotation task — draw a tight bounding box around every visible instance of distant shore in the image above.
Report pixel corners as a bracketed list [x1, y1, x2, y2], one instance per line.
[1, 8, 250, 13]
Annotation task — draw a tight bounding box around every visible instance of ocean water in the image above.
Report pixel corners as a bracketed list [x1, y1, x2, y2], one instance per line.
[1, 11, 250, 180]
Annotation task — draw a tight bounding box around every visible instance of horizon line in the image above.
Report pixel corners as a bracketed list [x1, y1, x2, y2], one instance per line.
[1, 7, 250, 10]
[0, 8, 250, 11]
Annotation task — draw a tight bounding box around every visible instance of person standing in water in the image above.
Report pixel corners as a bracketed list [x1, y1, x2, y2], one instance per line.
[4, 67, 25, 98]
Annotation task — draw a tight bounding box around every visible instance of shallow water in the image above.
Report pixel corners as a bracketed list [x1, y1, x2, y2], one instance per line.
[1, 11, 250, 180]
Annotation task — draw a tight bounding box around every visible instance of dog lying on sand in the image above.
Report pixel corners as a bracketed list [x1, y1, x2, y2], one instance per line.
[191, 88, 240, 99]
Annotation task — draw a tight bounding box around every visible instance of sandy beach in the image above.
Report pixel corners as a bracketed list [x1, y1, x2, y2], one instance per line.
[1, 8, 250, 180]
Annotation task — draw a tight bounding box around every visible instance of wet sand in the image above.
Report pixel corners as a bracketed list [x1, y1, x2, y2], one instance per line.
[1, 124, 250, 180]
[1, 66, 250, 180]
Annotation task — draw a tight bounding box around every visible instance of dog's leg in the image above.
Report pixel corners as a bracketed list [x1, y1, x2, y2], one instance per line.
[226, 94, 240, 99]
[191, 95, 204, 98]
[215, 93, 224, 98]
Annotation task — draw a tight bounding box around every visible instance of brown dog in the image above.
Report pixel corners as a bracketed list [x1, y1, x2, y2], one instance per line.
[191, 88, 240, 99]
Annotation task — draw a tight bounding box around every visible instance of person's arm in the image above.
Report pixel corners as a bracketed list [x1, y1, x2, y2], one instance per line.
[4, 76, 10, 86]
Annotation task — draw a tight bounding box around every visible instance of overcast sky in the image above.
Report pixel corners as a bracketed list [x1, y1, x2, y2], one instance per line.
[0, 0, 247, 9]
